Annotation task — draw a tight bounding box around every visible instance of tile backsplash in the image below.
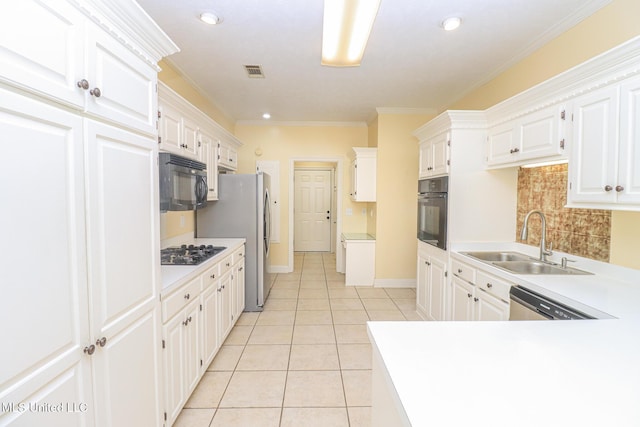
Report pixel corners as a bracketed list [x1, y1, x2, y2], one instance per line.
[516, 163, 611, 262]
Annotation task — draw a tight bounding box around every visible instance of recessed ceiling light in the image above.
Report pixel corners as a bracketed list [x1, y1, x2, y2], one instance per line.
[262, 113, 271, 120]
[442, 17, 461, 31]
[200, 12, 222, 25]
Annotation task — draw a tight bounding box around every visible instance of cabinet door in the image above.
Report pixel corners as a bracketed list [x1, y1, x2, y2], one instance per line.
[182, 115, 200, 158]
[85, 121, 162, 424]
[163, 312, 186, 427]
[519, 105, 565, 160]
[184, 300, 202, 395]
[159, 101, 183, 154]
[430, 134, 449, 176]
[85, 24, 158, 135]
[0, 88, 92, 425]
[418, 142, 432, 178]
[618, 76, 640, 205]
[199, 131, 219, 201]
[217, 272, 234, 343]
[201, 284, 220, 369]
[235, 262, 246, 318]
[427, 257, 446, 321]
[569, 85, 619, 204]
[415, 253, 430, 317]
[0, 0, 86, 108]
[474, 290, 509, 321]
[93, 307, 163, 427]
[487, 122, 517, 165]
[450, 277, 474, 321]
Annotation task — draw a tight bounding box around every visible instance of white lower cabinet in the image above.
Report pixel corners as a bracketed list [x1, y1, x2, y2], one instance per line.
[416, 242, 447, 321]
[450, 256, 510, 321]
[161, 244, 244, 426]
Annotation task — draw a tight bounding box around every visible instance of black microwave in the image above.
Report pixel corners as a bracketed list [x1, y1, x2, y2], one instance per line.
[159, 153, 208, 212]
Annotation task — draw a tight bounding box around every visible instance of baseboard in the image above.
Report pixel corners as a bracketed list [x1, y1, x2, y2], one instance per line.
[269, 265, 292, 274]
[373, 279, 416, 288]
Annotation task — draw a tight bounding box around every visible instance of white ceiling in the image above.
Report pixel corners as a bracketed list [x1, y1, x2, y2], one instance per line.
[136, 0, 609, 124]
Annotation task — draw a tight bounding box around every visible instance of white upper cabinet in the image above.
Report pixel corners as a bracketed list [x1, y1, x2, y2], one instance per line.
[568, 75, 640, 209]
[350, 147, 377, 202]
[199, 129, 219, 201]
[419, 132, 449, 178]
[0, 0, 159, 136]
[0, 0, 86, 108]
[487, 104, 568, 167]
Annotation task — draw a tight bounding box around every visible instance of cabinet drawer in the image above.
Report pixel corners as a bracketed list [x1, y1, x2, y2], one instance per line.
[220, 254, 233, 276]
[163, 276, 202, 322]
[203, 263, 220, 288]
[233, 246, 245, 264]
[476, 270, 511, 301]
[451, 259, 476, 284]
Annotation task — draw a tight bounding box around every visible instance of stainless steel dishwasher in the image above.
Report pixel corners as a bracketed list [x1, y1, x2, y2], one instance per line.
[509, 285, 595, 320]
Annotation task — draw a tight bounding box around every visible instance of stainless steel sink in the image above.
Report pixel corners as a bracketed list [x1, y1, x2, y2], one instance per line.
[492, 260, 592, 275]
[462, 251, 533, 262]
[461, 251, 593, 275]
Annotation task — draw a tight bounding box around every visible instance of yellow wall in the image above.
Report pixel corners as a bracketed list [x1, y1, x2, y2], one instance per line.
[160, 211, 194, 242]
[158, 60, 236, 133]
[234, 124, 369, 268]
[449, 0, 640, 270]
[373, 113, 435, 279]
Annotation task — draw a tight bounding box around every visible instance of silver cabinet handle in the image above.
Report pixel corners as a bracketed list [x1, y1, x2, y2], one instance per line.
[89, 87, 101, 97]
[84, 345, 96, 355]
[616, 185, 624, 192]
[96, 337, 107, 347]
[77, 79, 89, 90]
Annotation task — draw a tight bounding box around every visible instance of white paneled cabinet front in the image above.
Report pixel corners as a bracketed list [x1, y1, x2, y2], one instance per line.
[419, 133, 449, 178]
[568, 75, 640, 209]
[199, 129, 219, 201]
[350, 147, 377, 201]
[416, 243, 447, 321]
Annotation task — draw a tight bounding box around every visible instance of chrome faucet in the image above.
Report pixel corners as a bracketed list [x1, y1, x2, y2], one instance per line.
[520, 210, 553, 262]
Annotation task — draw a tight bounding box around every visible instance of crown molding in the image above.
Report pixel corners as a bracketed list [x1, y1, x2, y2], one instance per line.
[413, 110, 486, 141]
[235, 120, 367, 128]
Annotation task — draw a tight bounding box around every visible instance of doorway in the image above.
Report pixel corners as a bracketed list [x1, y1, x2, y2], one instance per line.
[294, 168, 333, 252]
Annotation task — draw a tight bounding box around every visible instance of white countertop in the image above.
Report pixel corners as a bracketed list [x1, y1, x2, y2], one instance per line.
[368, 241, 640, 426]
[160, 238, 245, 294]
[368, 319, 640, 427]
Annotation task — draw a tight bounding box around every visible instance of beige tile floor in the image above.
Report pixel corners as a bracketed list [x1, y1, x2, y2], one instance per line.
[174, 252, 420, 427]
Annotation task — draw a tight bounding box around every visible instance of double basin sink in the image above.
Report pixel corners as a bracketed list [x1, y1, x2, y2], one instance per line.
[461, 251, 592, 275]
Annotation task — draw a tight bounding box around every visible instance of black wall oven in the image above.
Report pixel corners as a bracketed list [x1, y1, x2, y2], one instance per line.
[417, 176, 448, 250]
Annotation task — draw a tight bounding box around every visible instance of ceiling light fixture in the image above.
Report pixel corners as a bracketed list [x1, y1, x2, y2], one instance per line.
[200, 12, 222, 25]
[322, 0, 381, 67]
[262, 113, 271, 120]
[442, 16, 461, 31]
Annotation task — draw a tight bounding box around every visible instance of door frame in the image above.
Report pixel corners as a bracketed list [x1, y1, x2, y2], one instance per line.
[289, 157, 343, 272]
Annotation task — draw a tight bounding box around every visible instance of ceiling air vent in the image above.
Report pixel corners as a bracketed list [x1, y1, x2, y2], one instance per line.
[244, 65, 265, 78]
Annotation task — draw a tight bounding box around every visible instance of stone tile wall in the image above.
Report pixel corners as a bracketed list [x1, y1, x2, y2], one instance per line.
[516, 163, 611, 262]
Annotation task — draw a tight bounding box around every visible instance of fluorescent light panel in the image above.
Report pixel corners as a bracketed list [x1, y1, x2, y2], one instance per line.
[322, 0, 381, 67]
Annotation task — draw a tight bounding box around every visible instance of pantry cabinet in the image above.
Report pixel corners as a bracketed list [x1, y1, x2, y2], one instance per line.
[0, 1, 177, 426]
[568, 75, 640, 209]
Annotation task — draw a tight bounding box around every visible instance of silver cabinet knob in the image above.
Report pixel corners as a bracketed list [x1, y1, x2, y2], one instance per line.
[473, 297, 479, 302]
[467, 293, 472, 298]
[77, 79, 89, 90]
[210, 273, 216, 279]
[486, 283, 493, 289]
[84, 345, 96, 355]
[184, 293, 190, 300]
[96, 337, 107, 347]
[604, 185, 613, 192]
[89, 87, 101, 97]
[616, 185, 624, 192]
[458, 268, 462, 273]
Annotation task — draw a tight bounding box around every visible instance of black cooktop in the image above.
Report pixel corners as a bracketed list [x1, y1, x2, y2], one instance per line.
[161, 244, 226, 266]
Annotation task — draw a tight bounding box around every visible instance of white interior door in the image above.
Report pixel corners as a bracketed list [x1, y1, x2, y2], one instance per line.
[294, 169, 332, 252]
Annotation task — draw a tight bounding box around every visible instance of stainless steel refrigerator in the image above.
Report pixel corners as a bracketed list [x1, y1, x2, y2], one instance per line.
[196, 172, 272, 311]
